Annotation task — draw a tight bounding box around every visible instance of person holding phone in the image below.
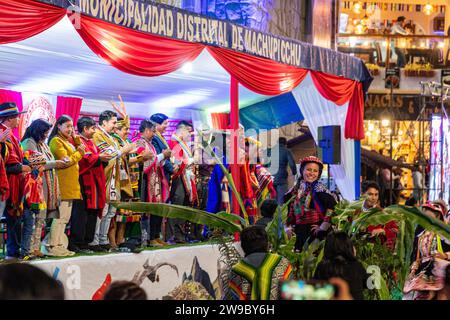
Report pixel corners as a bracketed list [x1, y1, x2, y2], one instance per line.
[48, 115, 85, 257]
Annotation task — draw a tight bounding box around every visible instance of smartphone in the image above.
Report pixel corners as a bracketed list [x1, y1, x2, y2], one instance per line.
[280, 280, 337, 300]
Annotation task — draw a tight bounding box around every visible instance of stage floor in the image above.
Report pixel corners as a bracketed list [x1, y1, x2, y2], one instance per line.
[29, 244, 222, 300]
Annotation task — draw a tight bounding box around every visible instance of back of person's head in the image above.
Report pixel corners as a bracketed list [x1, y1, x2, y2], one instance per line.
[103, 281, 147, 300]
[397, 16, 406, 23]
[278, 137, 287, 146]
[260, 199, 278, 218]
[323, 232, 356, 262]
[240, 226, 268, 256]
[0, 263, 64, 300]
[362, 181, 380, 194]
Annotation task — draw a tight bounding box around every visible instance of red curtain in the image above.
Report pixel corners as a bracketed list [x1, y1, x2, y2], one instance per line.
[310, 71, 364, 140]
[0, 89, 24, 138]
[0, 0, 66, 44]
[56, 96, 83, 124]
[71, 14, 205, 77]
[207, 47, 309, 96]
[211, 113, 229, 130]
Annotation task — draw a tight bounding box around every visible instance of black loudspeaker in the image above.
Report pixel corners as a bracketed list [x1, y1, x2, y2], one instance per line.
[318, 125, 341, 165]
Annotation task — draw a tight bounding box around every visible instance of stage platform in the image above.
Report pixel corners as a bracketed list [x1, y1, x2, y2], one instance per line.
[30, 244, 223, 300]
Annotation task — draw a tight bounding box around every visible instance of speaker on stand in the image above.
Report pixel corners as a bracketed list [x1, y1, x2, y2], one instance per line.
[318, 126, 341, 190]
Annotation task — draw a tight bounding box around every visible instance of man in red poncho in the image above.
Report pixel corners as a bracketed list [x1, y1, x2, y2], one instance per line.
[0, 102, 32, 259]
[69, 116, 110, 253]
[168, 121, 198, 243]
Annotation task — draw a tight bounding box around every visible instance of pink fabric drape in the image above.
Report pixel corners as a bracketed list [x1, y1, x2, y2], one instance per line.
[0, 89, 24, 138]
[56, 96, 83, 124]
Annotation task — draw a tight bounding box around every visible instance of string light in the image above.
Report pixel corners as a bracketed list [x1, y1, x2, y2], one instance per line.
[353, 2, 363, 14]
[423, 3, 433, 15]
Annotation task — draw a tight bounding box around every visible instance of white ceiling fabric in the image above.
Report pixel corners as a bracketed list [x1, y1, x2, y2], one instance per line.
[0, 16, 267, 119]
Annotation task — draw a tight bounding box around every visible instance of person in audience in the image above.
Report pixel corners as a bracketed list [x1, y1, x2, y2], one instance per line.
[102, 281, 147, 300]
[391, 16, 409, 68]
[136, 119, 170, 247]
[286, 156, 337, 252]
[434, 265, 450, 300]
[271, 137, 297, 205]
[0, 102, 32, 259]
[358, 181, 398, 250]
[48, 115, 85, 257]
[0, 263, 64, 300]
[92, 110, 134, 251]
[21, 119, 67, 258]
[314, 231, 368, 300]
[227, 226, 293, 300]
[69, 117, 109, 253]
[404, 201, 450, 300]
[255, 199, 278, 228]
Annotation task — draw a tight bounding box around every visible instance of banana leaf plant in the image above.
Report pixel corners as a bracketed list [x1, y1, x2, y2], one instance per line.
[112, 202, 246, 234]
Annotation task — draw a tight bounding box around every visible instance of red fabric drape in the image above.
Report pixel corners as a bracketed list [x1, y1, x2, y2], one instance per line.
[71, 14, 205, 77]
[56, 96, 83, 124]
[310, 71, 365, 140]
[0, 0, 66, 44]
[211, 113, 229, 130]
[0, 89, 24, 138]
[207, 47, 309, 96]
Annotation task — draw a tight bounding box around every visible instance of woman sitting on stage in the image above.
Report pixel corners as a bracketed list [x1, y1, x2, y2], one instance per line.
[286, 156, 337, 252]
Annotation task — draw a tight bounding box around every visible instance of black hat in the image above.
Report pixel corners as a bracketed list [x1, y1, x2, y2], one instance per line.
[0, 102, 26, 118]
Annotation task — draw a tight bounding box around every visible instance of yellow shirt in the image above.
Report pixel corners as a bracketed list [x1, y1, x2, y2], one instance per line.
[49, 135, 84, 200]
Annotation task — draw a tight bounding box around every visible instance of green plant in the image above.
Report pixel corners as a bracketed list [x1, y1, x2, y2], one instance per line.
[112, 202, 245, 234]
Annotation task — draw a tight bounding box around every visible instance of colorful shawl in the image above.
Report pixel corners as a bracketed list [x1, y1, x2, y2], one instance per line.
[2, 123, 24, 216]
[93, 126, 121, 202]
[229, 254, 293, 300]
[289, 180, 335, 225]
[79, 136, 106, 211]
[255, 164, 276, 207]
[136, 137, 169, 203]
[0, 143, 9, 201]
[22, 150, 46, 211]
[170, 134, 198, 205]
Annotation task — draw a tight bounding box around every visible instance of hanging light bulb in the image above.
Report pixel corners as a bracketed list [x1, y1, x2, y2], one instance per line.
[353, 2, 363, 14]
[423, 3, 433, 16]
[361, 14, 369, 26]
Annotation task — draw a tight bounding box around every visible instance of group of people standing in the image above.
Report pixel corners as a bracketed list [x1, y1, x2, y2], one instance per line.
[0, 99, 199, 258]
